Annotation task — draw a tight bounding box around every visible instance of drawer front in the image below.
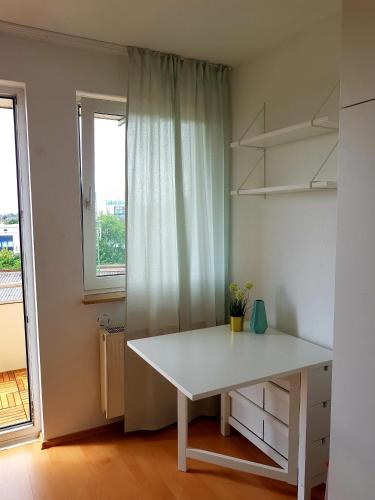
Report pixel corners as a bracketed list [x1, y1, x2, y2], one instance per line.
[264, 382, 290, 425]
[230, 393, 263, 439]
[264, 418, 289, 458]
[310, 438, 330, 477]
[310, 401, 331, 442]
[309, 364, 332, 405]
[270, 377, 291, 392]
[236, 384, 264, 408]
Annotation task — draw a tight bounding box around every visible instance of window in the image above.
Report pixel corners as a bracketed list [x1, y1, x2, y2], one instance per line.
[0, 86, 41, 441]
[78, 97, 126, 292]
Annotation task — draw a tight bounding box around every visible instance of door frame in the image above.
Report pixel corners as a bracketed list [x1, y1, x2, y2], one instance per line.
[0, 82, 42, 447]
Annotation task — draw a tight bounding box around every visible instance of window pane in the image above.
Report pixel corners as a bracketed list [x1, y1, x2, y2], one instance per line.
[94, 115, 125, 278]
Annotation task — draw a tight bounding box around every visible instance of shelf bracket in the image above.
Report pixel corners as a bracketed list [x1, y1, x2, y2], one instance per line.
[236, 103, 266, 148]
[310, 81, 340, 125]
[310, 140, 338, 184]
[234, 152, 265, 195]
[234, 103, 266, 195]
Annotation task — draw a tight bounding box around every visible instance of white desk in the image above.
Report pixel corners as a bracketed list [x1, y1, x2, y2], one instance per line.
[128, 325, 333, 500]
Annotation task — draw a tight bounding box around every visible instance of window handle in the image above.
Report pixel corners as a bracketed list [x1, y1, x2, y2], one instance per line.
[85, 186, 93, 209]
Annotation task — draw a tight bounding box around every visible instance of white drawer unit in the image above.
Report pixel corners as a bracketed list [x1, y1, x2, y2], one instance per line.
[271, 376, 291, 391]
[236, 383, 264, 408]
[310, 437, 330, 478]
[230, 390, 263, 438]
[264, 415, 289, 458]
[310, 401, 331, 442]
[264, 381, 290, 425]
[222, 362, 332, 489]
[308, 364, 332, 405]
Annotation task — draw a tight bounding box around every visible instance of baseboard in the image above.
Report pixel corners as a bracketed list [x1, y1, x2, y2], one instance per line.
[41, 421, 123, 449]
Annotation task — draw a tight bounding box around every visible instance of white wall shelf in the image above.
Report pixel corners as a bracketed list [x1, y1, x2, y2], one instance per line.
[231, 116, 338, 149]
[231, 180, 337, 196]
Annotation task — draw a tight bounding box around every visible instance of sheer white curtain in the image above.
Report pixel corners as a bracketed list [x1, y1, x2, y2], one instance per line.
[124, 47, 230, 431]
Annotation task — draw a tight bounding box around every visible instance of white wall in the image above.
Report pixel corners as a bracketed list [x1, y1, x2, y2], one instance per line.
[0, 32, 127, 440]
[231, 14, 340, 347]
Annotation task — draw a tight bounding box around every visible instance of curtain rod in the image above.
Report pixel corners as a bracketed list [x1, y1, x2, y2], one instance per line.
[127, 46, 232, 71]
[0, 19, 231, 69]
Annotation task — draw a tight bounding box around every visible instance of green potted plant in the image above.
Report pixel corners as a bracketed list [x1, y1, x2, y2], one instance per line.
[229, 281, 253, 332]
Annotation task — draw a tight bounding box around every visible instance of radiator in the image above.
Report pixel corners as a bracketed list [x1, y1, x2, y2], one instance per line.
[99, 326, 125, 419]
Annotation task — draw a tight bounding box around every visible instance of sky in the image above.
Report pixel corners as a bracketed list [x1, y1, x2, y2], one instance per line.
[94, 117, 125, 214]
[0, 107, 19, 215]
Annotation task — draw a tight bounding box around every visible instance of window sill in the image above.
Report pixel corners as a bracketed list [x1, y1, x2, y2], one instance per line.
[82, 291, 126, 305]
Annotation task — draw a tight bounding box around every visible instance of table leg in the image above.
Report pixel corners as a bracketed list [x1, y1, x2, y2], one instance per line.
[298, 370, 311, 500]
[220, 392, 230, 437]
[177, 390, 188, 472]
[287, 374, 301, 485]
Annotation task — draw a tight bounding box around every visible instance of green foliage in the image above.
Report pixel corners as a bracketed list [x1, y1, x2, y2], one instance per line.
[5, 217, 19, 224]
[0, 249, 21, 270]
[0, 213, 19, 224]
[96, 214, 125, 266]
[228, 281, 253, 317]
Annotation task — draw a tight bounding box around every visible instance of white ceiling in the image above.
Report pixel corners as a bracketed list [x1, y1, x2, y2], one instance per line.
[0, 0, 341, 66]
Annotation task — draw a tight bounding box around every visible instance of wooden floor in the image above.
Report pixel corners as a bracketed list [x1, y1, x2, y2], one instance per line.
[0, 369, 30, 429]
[0, 417, 325, 500]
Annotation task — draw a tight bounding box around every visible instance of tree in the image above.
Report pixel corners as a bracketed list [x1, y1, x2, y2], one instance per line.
[5, 217, 19, 224]
[0, 213, 19, 224]
[96, 214, 125, 266]
[0, 249, 21, 270]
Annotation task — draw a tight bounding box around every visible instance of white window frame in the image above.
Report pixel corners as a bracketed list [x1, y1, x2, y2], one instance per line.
[0, 82, 42, 447]
[79, 96, 126, 293]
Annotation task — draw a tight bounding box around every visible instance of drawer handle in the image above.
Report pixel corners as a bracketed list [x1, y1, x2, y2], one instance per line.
[322, 438, 326, 445]
[324, 365, 329, 371]
[322, 401, 327, 408]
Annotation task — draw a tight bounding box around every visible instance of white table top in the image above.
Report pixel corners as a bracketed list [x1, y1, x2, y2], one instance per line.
[127, 325, 333, 401]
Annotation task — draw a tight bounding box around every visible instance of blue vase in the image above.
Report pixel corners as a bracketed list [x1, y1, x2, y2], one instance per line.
[250, 299, 268, 334]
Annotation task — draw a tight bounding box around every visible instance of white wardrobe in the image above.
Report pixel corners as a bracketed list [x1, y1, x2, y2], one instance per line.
[329, 1, 375, 499]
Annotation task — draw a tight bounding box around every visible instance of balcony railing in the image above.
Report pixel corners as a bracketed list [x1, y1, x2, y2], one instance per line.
[0, 270, 22, 305]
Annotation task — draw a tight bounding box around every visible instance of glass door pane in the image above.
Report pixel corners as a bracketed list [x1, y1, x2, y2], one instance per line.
[0, 97, 31, 430]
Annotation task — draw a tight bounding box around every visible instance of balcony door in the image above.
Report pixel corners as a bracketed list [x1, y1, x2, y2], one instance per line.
[0, 85, 41, 446]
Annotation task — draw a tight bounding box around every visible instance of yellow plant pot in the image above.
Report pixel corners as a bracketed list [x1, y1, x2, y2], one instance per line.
[230, 316, 244, 332]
